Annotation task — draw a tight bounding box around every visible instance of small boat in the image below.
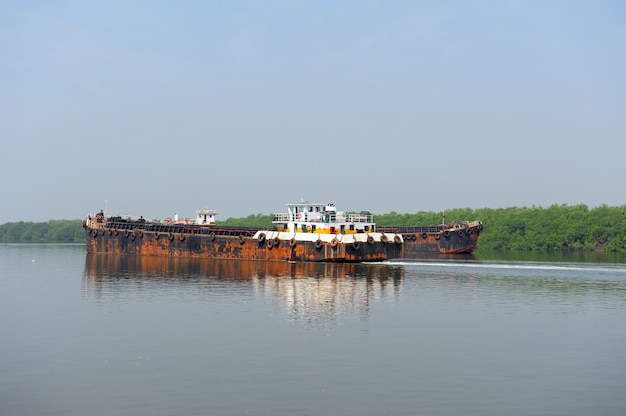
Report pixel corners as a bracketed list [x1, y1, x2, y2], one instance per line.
[83, 202, 404, 263]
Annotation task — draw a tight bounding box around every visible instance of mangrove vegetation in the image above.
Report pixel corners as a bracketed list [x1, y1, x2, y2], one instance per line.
[1, 204, 625, 252]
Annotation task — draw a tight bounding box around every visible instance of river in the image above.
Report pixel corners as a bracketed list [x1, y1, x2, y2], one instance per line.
[1, 244, 625, 416]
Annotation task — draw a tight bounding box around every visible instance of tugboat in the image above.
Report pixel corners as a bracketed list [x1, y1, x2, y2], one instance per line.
[83, 202, 404, 263]
[268, 202, 403, 262]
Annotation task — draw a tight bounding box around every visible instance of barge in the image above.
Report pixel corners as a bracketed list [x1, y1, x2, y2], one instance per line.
[83, 202, 404, 263]
[378, 220, 483, 255]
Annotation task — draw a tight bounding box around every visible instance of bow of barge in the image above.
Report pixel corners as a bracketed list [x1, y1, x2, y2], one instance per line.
[378, 220, 483, 254]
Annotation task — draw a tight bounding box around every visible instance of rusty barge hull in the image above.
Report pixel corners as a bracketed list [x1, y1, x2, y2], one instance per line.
[378, 221, 483, 255]
[84, 221, 402, 263]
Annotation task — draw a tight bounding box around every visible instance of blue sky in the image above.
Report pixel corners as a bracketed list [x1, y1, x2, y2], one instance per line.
[2, 1, 625, 223]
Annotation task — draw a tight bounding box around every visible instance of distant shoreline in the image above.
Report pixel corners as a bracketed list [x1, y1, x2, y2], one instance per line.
[1, 204, 625, 252]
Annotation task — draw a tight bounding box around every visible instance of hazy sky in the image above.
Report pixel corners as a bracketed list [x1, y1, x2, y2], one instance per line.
[2, 1, 625, 223]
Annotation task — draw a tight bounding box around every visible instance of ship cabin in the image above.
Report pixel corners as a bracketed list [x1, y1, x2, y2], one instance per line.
[195, 209, 217, 225]
[273, 202, 376, 235]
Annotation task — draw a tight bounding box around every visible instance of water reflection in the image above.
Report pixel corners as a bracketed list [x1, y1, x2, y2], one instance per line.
[83, 254, 405, 322]
[83, 253, 626, 322]
[393, 257, 626, 313]
[475, 249, 626, 264]
[83, 253, 405, 281]
[401, 252, 478, 262]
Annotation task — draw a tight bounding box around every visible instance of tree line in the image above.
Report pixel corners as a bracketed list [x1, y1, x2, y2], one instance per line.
[375, 204, 626, 252]
[0, 219, 85, 243]
[1, 204, 625, 251]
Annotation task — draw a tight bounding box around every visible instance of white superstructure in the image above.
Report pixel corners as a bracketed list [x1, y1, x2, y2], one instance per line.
[273, 202, 376, 235]
[195, 209, 218, 225]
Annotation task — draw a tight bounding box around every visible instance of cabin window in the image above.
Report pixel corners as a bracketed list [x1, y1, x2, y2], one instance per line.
[364, 225, 369, 232]
[340, 225, 345, 234]
[349, 224, 354, 231]
[311, 225, 316, 232]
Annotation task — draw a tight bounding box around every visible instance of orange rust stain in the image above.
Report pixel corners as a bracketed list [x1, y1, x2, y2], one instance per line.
[86, 229, 401, 262]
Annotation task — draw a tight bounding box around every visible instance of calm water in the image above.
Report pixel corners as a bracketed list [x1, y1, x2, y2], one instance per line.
[1, 244, 625, 416]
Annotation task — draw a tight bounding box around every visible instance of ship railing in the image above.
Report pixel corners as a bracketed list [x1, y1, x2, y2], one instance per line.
[378, 225, 446, 233]
[273, 212, 374, 224]
[347, 213, 373, 223]
[105, 221, 261, 237]
[273, 213, 290, 222]
[105, 221, 144, 231]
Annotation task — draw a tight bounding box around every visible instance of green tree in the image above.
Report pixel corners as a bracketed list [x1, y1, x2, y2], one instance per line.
[1, 204, 626, 251]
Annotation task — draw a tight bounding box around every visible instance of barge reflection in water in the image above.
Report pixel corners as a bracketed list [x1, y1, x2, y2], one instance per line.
[83, 254, 405, 322]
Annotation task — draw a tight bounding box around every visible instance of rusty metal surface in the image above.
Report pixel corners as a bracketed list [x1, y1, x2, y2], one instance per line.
[84, 226, 403, 262]
[400, 230, 480, 255]
[83, 213, 479, 261]
[379, 222, 483, 254]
